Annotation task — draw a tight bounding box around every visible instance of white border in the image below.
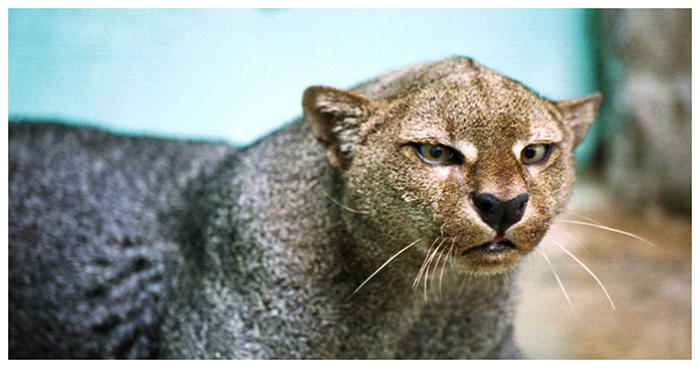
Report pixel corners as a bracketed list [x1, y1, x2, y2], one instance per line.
[2, 4, 696, 366]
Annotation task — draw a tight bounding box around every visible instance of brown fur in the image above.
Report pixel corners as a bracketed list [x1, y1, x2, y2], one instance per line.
[304, 57, 599, 277]
[9, 57, 599, 358]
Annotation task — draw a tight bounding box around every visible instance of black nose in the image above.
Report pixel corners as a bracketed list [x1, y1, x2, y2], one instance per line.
[470, 192, 529, 235]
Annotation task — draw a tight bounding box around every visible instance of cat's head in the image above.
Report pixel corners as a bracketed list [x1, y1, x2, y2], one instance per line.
[303, 57, 599, 275]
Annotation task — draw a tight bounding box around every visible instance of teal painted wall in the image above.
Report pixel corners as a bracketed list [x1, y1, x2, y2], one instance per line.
[9, 9, 598, 151]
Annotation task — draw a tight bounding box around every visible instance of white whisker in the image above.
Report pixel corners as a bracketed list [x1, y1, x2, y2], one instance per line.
[320, 188, 369, 215]
[562, 209, 603, 225]
[558, 220, 656, 248]
[439, 239, 455, 300]
[424, 239, 445, 302]
[449, 237, 457, 272]
[550, 224, 591, 255]
[550, 236, 616, 310]
[348, 237, 423, 299]
[459, 273, 469, 295]
[536, 247, 574, 310]
[414, 237, 440, 287]
[430, 247, 445, 286]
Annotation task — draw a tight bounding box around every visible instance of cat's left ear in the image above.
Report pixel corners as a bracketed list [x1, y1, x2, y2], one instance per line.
[556, 93, 601, 146]
[303, 86, 376, 171]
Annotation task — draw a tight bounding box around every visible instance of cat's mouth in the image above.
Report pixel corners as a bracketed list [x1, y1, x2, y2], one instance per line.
[449, 233, 526, 274]
[454, 236, 522, 274]
[461, 237, 517, 257]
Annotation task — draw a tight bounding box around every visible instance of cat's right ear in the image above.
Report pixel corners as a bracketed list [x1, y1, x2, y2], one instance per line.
[303, 86, 376, 171]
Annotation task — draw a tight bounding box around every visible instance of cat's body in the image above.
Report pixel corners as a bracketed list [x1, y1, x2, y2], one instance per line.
[9, 120, 516, 359]
[9, 57, 598, 358]
[9, 123, 233, 358]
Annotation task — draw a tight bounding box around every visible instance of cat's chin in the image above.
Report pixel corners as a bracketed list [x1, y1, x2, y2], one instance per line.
[455, 239, 523, 275]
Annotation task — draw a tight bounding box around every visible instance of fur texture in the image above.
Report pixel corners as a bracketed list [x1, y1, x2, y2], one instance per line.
[9, 57, 598, 358]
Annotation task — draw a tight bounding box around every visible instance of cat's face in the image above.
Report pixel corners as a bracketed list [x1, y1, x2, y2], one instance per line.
[304, 59, 599, 275]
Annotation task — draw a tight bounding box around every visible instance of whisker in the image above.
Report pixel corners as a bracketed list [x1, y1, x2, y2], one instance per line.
[459, 273, 469, 295]
[320, 188, 369, 215]
[414, 237, 441, 287]
[562, 209, 603, 225]
[550, 236, 616, 310]
[348, 237, 424, 299]
[536, 247, 574, 310]
[430, 247, 446, 286]
[439, 238, 456, 300]
[449, 237, 458, 272]
[424, 239, 446, 302]
[558, 220, 656, 248]
[550, 224, 591, 255]
[414, 237, 439, 287]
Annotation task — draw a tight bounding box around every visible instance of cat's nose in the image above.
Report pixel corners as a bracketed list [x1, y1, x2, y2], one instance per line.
[470, 192, 529, 235]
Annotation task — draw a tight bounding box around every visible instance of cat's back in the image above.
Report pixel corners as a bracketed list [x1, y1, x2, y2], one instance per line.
[9, 122, 234, 358]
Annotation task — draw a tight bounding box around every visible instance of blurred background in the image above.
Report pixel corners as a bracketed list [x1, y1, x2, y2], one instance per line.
[8, 9, 691, 359]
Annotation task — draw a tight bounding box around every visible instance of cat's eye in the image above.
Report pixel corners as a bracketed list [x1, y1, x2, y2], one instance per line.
[415, 143, 458, 165]
[521, 144, 552, 165]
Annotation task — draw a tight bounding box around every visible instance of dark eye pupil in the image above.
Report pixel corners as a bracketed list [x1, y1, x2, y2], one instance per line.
[524, 147, 536, 159]
[429, 146, 443, 158]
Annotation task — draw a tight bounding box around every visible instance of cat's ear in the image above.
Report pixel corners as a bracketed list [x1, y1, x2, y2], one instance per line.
[303, 86, 376, 171]
[556, 93, 601, 147]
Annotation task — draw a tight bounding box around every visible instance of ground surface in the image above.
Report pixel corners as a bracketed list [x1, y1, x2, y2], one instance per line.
[515, 179, 691, 359]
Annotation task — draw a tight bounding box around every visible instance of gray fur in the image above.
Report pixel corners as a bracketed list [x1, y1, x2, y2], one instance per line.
[9, 122, 233, 358]
[10, 58, 595, 359]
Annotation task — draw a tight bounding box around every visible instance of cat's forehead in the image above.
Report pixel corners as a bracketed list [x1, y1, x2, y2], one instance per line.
[394, 69, 563, 148]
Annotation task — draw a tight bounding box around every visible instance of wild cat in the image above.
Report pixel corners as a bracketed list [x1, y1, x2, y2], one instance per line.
[10, 57, 614, 358]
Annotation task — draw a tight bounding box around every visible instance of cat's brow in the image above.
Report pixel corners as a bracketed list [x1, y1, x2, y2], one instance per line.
[454, 140, 478, 162]
[528, 123, 563, 143]
[398, 128, 451, 145]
